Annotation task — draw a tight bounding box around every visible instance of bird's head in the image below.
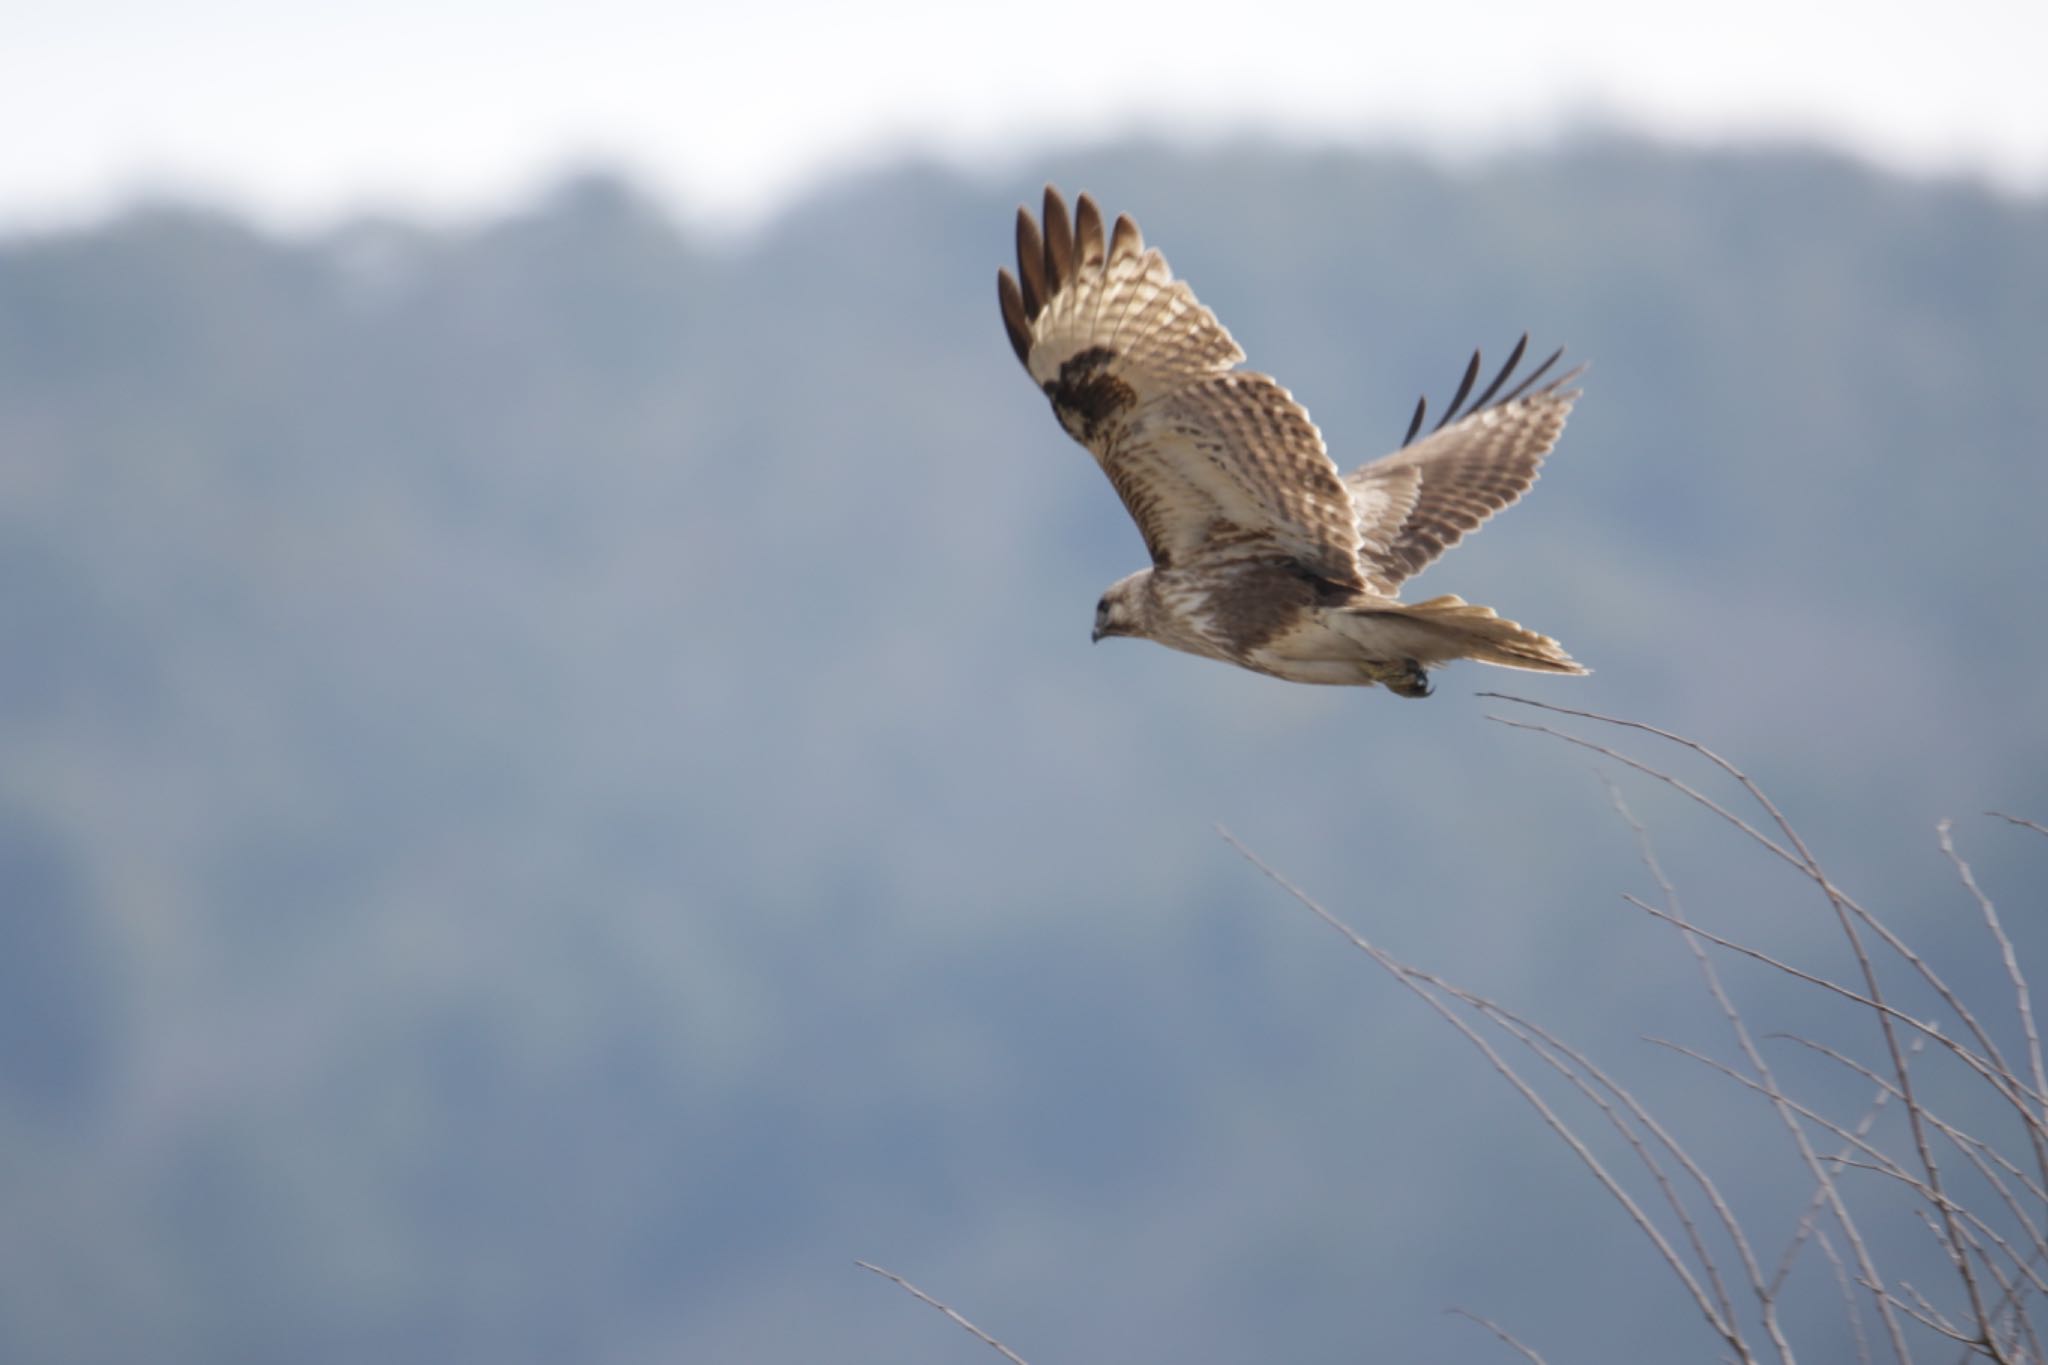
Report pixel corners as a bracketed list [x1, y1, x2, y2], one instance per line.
[1091, 570, 1151, 643]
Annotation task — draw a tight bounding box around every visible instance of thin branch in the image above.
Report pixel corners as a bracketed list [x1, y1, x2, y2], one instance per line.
[1490, 696, 2047, 1140]
[1767, 1148, 2048, 1309]
[1605, 778, 1792, 1361]
[1617, 897, 2041, 1111]
[855, 1261, 1031, 1365]
[1766, 1040, 1912, 1299]
[1495, 701, 2046, 1121]
[1954, 1221, 2041, 1364]
[1447, 1307, 1551, 1365]
[1959, 1237, 2048, 1365]
[1988, 812, 2048, 840]
[1617, 895, 1983, 1361]
[1818, 1229, 1877, 1365]
[1940, 818, 2048, 1197]
[1484, 713, 1798, 867]
[1772, 1033, 2048, 1225]
[1487, 696, 2048, 1357]
[1454, 987, 1754, 1347]
[1653, 1038, 2048, 1305]
[1217, 825, 1752, 1359]
[1888, 1271, 1972, 1346]
[1648, 1040, 1913, 1183]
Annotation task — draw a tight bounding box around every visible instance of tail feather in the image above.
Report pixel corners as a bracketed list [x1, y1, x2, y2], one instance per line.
[1401, 594, 1587, 675]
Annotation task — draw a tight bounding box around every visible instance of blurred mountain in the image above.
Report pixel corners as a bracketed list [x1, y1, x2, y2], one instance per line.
[1, 143, 2045, 1364]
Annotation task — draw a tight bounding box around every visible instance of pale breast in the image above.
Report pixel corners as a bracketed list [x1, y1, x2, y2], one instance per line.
[1149, 559, 1324, 665]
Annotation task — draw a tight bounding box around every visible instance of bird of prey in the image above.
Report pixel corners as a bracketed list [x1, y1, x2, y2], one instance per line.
[997, 186, 1587, 697]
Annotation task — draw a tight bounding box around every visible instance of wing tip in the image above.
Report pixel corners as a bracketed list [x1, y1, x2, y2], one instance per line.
[1074, 192, 1105, 268]
[1014, 204, 1046, 319]
[997, 269, 1031, 366]
[1003, 184, 1134, 366]
[1042, 185, 1074, 295]
[1109, 211, 1142, 263]
[1401, 336, 1585, 448]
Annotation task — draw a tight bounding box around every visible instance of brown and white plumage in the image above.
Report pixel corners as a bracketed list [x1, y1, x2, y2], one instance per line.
[999, 186, 1587, 696]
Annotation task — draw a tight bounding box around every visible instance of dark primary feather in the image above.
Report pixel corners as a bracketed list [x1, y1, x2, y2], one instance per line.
[1015, 206, 1045, 319]
[1401, 333, 1572, 447]
[998, 187, 1363, 588]
[1109, 211, 1142, 262]
[1431, 350, 1482, 436]
[1074, 194, 1105, 267]
[1000, 187, 1101, 364]
[993, 186, 1588, 688]
[997, 270, 1031, 364]
[1043, 186, 1074, 291]
[1350, 336, 1583, 592]
[1466, 333, 1534, 411]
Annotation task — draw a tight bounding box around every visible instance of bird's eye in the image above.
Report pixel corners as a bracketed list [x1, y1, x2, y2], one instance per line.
[1095, 598, 1110, 623]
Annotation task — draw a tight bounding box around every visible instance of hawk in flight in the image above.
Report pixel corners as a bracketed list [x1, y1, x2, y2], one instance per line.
[998, 186, 1587, 697]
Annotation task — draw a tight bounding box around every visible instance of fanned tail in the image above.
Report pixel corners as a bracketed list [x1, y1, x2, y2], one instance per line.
[1399, 594, 1587, 675]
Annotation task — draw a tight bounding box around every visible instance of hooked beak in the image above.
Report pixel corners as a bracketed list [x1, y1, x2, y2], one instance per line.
[1091, 625, 1104, 644]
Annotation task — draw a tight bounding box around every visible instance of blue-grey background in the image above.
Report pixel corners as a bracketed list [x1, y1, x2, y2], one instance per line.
[3, 139, 2046, 1362]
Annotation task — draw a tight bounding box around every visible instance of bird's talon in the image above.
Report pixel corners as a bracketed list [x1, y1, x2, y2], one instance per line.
[1389, 660, 1433, 698]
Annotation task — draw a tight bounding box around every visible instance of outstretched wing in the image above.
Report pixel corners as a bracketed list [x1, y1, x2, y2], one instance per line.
[998, 187, 1366, 587]
[1344, 335, 1583, 595]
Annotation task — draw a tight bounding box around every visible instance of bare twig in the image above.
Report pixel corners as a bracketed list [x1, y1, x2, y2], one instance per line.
[1772, 1033, 2048, 1237]
[1491, 701, 2047, 1155]
[1940, 818, 2048, 1197]
[1818, 1229, 1876, 1365]
[1216, 700, 2045, 1363]
[1647, 1040, 1916, 1185]
[1218, 825, 1754, 1359]
[1763, 1036, 1914, 1298]
[1619, 896, 2040, 1113]
[1605, 779, 1792, 1361]
[1485, 695, 2019, 1360]
[1958, 1234, 2048, 1365]
[1988, 812, 2048, 840]
[855, 1261, 1032, 1365]
[1951, 1218, 2043, 1362]
[1968, 1241, 2046, 1365]
[1447, 1306, 1551, 1364]
[1885, 1270, 1973, 1346]
[1483, 712, 1797, 866]
[1503, 1013, 1742, 1328]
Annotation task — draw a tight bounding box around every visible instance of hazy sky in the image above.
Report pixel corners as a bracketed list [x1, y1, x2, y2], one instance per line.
[6, 0, 2043, 231]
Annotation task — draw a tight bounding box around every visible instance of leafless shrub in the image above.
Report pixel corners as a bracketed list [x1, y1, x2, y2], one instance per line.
[1224, 694, 2048, 1363]
[865, 698, 2046, 1363]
